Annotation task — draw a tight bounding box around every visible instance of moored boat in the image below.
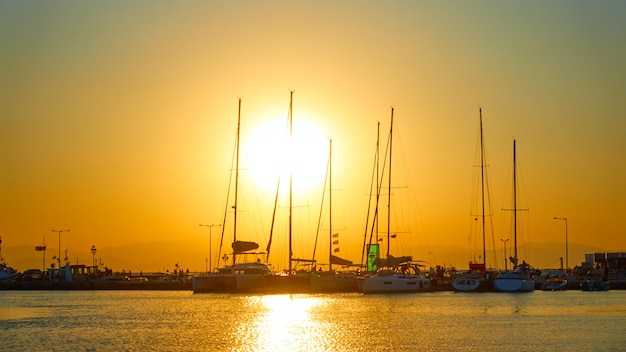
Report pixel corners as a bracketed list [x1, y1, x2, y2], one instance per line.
[581, 267, 611, 291]
[581, 279, 611, 291]
[310, 270, 358, 293]
[452, 267, 494, 292]
[0, 263, 17, 281]
[452, 109, 495, 293]
[0, 237, 17, 281]
[360, 266, 432, 294]
[360, 108, 432, 294]
[193, 262, 271, 293]
[494, 268, 535, 292]
[192, 99, 271, 293]
[541, 275, 568, 291]
[493, 140, 534, 293]
[308, 139, 359, 293]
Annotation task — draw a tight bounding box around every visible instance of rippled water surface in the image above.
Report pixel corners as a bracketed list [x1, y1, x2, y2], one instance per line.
[1, 290, 625, 351]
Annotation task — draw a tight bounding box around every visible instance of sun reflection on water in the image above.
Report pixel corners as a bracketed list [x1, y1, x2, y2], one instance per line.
[236, 295, 325, 351]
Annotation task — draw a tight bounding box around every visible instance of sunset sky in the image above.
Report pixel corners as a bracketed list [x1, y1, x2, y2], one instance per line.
[1, 1, 625, 272]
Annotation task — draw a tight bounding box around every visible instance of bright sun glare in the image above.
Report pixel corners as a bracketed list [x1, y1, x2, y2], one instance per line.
[245, 115, 329, 194]
[256, 295, 321, 348]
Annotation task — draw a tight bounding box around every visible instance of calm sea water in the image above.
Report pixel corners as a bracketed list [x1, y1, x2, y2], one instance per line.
[1, 290, 625, 351]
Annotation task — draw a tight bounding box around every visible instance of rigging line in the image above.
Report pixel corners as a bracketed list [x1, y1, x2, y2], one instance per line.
[311, 143, 330, 265]
[366, 115, 391, 255]
[360, 122, 380, 267]
[393, 114, 432, 257]
[217, 99, 239, 268]
[217, 144, 235, 269]
[368, 128, 385, 247]
[266, 175, 280, 263]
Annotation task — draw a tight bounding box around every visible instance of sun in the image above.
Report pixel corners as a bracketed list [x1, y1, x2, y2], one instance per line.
[245, 114, 329, 195]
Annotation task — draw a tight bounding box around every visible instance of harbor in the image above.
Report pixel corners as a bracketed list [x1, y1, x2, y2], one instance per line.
[2, 251, 625, 292]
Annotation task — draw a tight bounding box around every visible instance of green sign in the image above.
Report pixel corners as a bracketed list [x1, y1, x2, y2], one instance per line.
[367, 244, 379, 271]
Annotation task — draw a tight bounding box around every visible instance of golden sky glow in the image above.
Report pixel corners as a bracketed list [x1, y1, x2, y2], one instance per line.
[1, 1, 625, 272]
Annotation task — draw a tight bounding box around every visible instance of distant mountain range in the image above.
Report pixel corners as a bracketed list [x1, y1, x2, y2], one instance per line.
[2, 241, 615, 273]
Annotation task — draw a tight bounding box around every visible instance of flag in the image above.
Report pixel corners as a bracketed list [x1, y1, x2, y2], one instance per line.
[332, 240, 339, 245]
[334, 248, 340, 252]
[391, 234, 397, 238]
[332, 233, 339, 238]
[35, 245, 47, 251]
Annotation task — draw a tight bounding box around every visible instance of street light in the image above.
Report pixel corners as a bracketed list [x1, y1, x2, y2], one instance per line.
[553, 217, 568, 270]
[51, 229, 70, 268]
[200, 224, 221, 273]
[500, 238, 510, 271]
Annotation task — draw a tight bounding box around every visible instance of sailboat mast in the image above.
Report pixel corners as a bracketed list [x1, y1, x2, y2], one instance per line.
[288, 90, 294, 274]
[479, 108, 486, 266]
[376, 121, 380, 244]
[387, 107, 394, 258]
[329, 139, 333, 272]
[233, 98, 241, 266]
[513, 139, 518, 263]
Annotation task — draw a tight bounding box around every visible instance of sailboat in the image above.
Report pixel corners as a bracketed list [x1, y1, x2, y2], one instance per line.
[192, 99, 271, 293]
[310, 139, 359, 292]
[452, 108, 494, 292]
[360, 108, 432, 294]
[493, 139, 535, 292]
[264, 90, 313, 293]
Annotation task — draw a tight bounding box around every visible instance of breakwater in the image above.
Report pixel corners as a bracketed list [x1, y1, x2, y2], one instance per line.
[0, 279, 191, 290]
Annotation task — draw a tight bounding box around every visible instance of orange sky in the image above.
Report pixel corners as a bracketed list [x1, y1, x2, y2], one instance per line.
[1, 2, 625, 272]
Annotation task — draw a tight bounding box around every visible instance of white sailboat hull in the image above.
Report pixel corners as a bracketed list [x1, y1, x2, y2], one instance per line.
[0, 264, 17, 281]
[493, 272, 534, 292]
[0, 272, 17, 280]
[361, 273, 432, 294]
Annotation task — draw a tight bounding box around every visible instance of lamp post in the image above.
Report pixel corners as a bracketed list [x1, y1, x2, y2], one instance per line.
[500, 238, 509, 271]
[199, 224, 221, 273]
[51, 229, 70, 268]
[553, 217, 568, 270]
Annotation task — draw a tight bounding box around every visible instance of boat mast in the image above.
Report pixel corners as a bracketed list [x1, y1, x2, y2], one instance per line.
[328, 138, 333, 272]
[513, 139, 518, 264]
[370, 121, 380, 246]
[288, 90, 294, 274]
[233, 98, 241, 266]
[479, 108, 486, 266]
[387, 107, 394, 258]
